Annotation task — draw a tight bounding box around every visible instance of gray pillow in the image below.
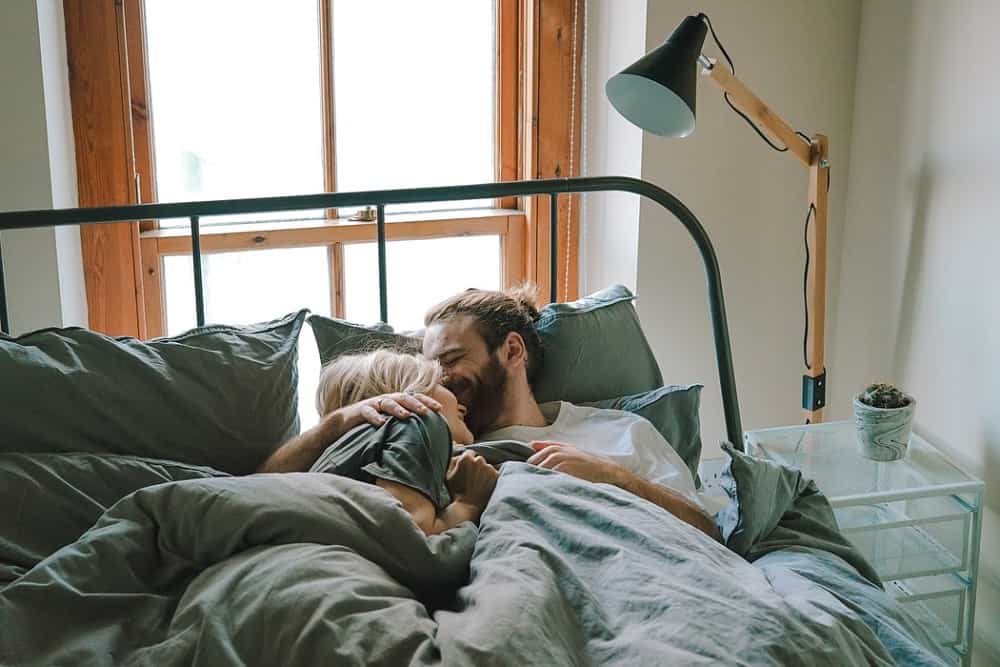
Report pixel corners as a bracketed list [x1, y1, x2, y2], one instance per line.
[532, 284, 663, 403]
[307, 317, 421, 367]
[0, 310, 306, 474]
[308, 285, 662, 404]
[0, 452, 226, 584]
[582, 384, 703, 485]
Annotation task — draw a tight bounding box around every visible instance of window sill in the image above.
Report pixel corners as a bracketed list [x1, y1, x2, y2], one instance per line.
[141, 207, 524, 255]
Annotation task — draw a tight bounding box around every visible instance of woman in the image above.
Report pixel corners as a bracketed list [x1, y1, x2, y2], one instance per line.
[310, 349, 498, 536]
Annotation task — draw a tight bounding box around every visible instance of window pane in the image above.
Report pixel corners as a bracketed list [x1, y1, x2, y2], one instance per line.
[344, 236, 501, 331]
[332, 0, 495, 213]
[145, 1, 324, 227]
[163, 247, 331, 335]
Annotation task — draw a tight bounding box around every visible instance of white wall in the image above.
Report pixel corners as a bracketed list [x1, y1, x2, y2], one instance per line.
[835, 1, 1000, 662]
[0, 0, 86, 334]
[634, 0, 862, 453]
[579, 0, 646, 295]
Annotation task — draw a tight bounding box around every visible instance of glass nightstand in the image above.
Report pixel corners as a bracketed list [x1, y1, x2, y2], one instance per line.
[743, 421, 984, 666]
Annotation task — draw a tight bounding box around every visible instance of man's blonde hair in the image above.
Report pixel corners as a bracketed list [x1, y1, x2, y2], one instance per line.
[316, 349, 443, 417]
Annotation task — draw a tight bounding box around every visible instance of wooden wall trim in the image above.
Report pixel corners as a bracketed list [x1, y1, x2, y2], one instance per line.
[521, 0, 583, 303]
[65, 0, 144, 337]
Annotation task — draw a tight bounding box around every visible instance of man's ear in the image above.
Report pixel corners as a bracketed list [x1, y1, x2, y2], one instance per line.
[499, 331, 527, 369]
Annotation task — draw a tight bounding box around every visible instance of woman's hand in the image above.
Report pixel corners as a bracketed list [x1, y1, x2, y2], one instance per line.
[446, 451, 498, 510]
[337, 392, 443, 432]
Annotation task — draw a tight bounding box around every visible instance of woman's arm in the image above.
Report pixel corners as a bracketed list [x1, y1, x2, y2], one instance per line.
[256, 392, 442, 473]
[375, 479, 482, 536]
[376, 452, 498, 536]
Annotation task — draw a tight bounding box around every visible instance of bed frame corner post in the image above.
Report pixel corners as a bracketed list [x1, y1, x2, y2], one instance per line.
[0, 233, 9, 334]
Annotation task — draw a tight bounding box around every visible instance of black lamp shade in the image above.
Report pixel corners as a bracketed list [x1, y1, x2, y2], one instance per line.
[606, 15, 708, 137]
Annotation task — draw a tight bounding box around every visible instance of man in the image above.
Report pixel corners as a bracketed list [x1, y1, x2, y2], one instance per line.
[259, 286, 717, 540]
[421, 286, 717, 540]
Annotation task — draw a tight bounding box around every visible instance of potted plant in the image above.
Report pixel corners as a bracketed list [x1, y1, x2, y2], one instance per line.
[853, 383, 916, 461]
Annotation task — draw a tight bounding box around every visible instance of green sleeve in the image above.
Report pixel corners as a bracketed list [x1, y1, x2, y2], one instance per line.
[361, 412, 454, 512]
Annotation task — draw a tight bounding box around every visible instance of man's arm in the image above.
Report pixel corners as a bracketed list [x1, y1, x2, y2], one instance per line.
[256, 392, 442, 473]
[527, 441, 720, 541]
[612, 471, 720, 540]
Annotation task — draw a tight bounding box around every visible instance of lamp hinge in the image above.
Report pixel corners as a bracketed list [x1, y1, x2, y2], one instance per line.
[802, 369, 827, 411]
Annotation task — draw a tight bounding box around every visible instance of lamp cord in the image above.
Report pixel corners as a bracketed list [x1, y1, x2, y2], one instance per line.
[699, 13, 833, 376]
[699, 13, 790, 153]
[802, 203, 816, 369]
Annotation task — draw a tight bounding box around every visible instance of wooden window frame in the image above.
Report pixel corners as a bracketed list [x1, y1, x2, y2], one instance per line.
[66, 0, 583, 338]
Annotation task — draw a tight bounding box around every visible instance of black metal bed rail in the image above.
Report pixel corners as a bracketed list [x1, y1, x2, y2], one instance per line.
[0, 176, 744, 446]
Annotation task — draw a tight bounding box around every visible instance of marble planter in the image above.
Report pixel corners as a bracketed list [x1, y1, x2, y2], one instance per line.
[853, 394, 915, 461]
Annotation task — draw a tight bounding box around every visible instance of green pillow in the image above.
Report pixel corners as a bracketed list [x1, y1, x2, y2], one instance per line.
[307, 317, 420, 367]
[0, 311, 306, 475]
[583, 384, 703, 485]
[308, 284, 663, 404]
[532, 284, 662, 403]
[0, 452, 226, 584]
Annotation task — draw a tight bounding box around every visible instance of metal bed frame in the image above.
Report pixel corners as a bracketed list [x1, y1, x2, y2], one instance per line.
[0, 176, 744, 447]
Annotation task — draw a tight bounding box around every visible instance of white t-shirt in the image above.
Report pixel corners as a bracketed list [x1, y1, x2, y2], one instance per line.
[481, 401, 702, 507]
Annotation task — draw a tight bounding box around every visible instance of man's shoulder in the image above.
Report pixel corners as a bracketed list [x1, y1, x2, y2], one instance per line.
[547, 400, 643, 425]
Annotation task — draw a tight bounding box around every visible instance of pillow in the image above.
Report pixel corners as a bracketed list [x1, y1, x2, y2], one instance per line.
[582, 384, 703, 485]
[307, 284, 662, 404]
[0, 310, 306, 474]
[532, 284, 662, 403]
[0, 452, 227, 584]
[307, 317, 420, 366]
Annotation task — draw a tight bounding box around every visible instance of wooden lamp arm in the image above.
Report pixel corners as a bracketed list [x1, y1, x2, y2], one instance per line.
[700, 57, 830, 422]
[700, 58, 813, 165]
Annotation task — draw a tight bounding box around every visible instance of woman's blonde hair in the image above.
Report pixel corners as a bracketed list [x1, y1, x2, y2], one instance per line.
[316, 349, 443, 416]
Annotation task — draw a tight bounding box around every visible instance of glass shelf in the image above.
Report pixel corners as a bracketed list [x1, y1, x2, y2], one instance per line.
[888, 574, 966, 649]
[834, 495, 969, 532]
[744, 422, 982, 504]
[743, 422, 982, 666]
[853, 523, 964, 580]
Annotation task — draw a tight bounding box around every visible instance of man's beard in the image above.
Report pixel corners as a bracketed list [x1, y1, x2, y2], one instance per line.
[459, 354, 507, 437]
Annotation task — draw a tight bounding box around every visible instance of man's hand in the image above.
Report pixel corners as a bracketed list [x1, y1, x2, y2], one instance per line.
[527, 441, 627, 485]
[446, 451, 498, 510]
[340, 391, 443, 431]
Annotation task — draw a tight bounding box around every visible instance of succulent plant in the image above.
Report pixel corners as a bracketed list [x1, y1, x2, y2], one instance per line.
[859, 383, 911, 409]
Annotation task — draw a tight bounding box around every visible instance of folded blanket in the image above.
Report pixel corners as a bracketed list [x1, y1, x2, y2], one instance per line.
[0, 463, 947, 666]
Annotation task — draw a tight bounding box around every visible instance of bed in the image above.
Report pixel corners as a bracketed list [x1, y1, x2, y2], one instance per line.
[0, 178, 951, 665]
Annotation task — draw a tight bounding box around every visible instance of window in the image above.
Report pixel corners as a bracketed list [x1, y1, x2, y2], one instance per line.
[331, 0, 496, 213]
[140, 0, 515, 336]
[64, 0, 582, 339]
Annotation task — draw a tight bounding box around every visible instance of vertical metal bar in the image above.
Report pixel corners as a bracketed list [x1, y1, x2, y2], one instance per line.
[190, 216, 206, 327]
[0, 233, 9, 334]
[549, 193, 558, 303]
[964, 490, 983, 663]
[707, 265, 743, 447]
[376, 204, 388, 323]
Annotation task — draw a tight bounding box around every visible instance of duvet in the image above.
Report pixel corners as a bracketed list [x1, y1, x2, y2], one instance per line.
[0, 457, 948, 666]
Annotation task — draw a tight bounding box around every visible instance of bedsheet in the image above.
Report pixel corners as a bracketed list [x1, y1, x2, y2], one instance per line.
[0, 462, 948, 666]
